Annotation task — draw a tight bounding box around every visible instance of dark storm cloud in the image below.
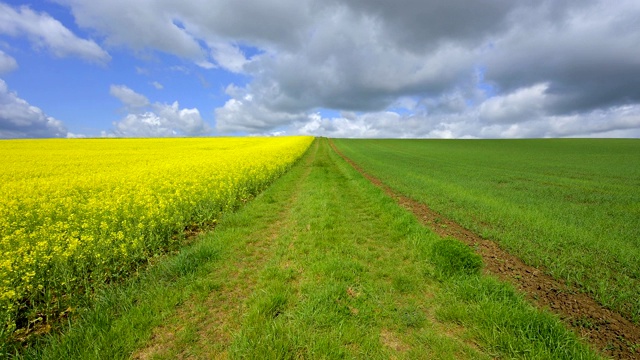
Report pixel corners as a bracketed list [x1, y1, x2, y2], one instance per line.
[483, 0, 640, 117]
[339, 0, 520, 50]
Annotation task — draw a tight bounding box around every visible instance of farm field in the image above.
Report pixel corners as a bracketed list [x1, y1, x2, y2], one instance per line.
[332, 138, 640, 325]
[0, 136, 313, 347]
[18, 139, 602, 359]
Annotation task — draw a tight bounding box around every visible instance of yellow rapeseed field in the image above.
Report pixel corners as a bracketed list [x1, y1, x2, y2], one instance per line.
[0, 136, 313, 336]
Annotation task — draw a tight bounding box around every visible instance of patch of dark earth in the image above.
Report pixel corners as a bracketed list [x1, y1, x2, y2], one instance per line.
[329, 139, 640, 360]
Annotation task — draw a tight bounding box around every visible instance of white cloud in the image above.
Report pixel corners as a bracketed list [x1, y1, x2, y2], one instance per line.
[209, 41, 249, 73]
[151, 81, 164, 90]
[58, 0, 203, 61]
[195, 60, 216, 69]
[109, 84, 150, 109]
[0, 79, 67, 138]
[215, 84, 307, 133]
[215, 97, 306, 134]
[542, 105, 640, 138]
[291, 110, 470, 139]
[112, 102, 209, 137]
[109, 84, 210, 137]
[294, 112, 384, 138]
[66, 132, 86, 138]
[112, 112, 171, 137]
[479, 83, 549, 124]
[0, 50, 17, 73]
[0, 3, 110, 63]
[153, 101, 210, 135]
[287, 93, 640, 139]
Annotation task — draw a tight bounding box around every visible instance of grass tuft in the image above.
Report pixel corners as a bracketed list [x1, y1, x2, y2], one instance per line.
[431, 238, 483, 278]
[160, 241, 223, 279]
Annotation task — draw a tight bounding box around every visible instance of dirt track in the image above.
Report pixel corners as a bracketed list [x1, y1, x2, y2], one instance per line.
[329, 139, 640, 360]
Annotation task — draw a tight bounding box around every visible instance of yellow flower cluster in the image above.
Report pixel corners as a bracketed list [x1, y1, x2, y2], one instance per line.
[0, 136, 313, 334]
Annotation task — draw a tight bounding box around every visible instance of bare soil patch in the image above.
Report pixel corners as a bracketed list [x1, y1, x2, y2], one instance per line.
[330, 140, 640, 359]
[380, 328, 409, 353]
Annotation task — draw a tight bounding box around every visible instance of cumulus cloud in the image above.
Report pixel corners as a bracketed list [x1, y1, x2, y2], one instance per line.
[0, 50, 17, 74]
[53, 0, 640, 138]
[111, 104, 206, 137]
[109, 84, 150, 109]
[536, 105, 640, 138]
[0, 79, 67, 138]
[295, 112, 402, 138]
[109, 85, 210, 137]
[290, 110, 473, 139]
[57, 0, 203, 61]
[208, 0, 640, 137]
[479, 83, 550, 124]
[0, 3, 110, 63]
[288, 104, 640, 140]
[213, 84, 305, 133]
[209, 41, 249, 73]
[244, 22, 475, 113]
[482, 0, 640, 115]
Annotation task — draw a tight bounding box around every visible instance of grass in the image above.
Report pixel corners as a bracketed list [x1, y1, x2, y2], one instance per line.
[12, 138, 600, 359]
[332, 138, 640, 323]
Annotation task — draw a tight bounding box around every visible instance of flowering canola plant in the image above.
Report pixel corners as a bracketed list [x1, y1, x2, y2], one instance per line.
[0, 136, 313, 337]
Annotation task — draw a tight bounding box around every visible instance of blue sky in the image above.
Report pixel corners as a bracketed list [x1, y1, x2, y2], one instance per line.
[1, 0, 640, 138]
[0, 0, 252, 137]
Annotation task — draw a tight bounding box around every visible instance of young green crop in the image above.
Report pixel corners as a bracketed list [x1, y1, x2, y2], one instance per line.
[333, 138, 640, 323]
[0, 136, 313, 341]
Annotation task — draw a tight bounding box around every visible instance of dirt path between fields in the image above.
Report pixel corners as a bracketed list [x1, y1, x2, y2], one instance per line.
[329, 139, 640, 360]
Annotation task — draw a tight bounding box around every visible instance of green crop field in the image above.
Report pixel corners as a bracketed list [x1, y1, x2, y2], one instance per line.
[333, 138, 640, 324]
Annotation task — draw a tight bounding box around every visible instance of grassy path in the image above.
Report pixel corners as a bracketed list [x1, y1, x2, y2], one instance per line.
[27, 138, 600, 359]
[133, 134, 320, 358]
[135, 138, 489, 359]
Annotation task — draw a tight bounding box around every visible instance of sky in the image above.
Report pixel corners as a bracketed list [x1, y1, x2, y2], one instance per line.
[1, 0, 640, 139]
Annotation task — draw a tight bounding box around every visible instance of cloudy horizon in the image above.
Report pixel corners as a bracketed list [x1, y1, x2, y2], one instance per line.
[1, 0, 639, 139]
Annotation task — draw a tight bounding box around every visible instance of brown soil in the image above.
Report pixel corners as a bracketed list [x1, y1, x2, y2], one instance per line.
[329, 139, 640, 359]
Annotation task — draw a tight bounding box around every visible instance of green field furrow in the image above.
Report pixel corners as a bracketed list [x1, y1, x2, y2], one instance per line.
[332, 138, 640, 323]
